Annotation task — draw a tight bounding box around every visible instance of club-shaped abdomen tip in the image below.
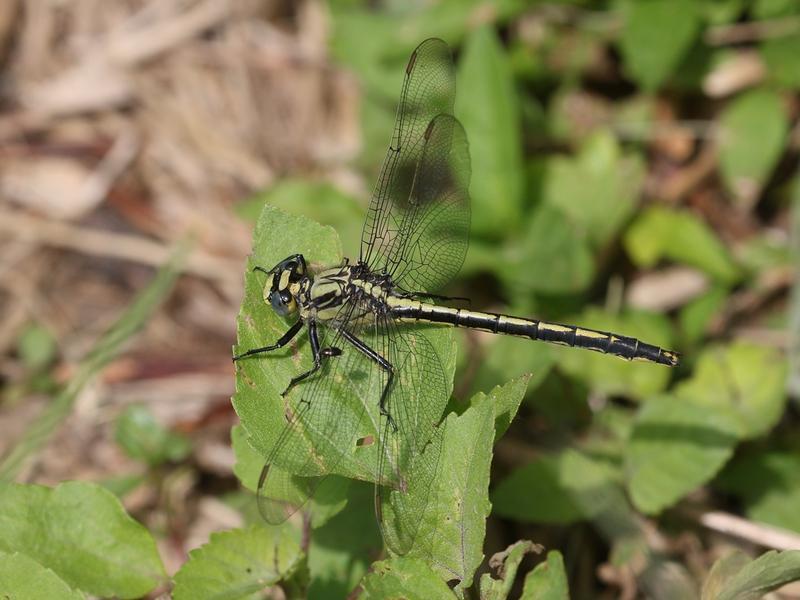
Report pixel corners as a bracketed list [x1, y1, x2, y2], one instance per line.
[662, 350, 680, 367]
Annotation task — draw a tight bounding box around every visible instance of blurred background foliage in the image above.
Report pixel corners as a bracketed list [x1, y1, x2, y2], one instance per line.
[0, 0, 799, 598]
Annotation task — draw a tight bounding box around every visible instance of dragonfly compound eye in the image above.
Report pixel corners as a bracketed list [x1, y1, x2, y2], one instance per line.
[269, 290, 295, 316]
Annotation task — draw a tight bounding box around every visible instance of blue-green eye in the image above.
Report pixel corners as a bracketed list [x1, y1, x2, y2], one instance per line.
[269, 290, 295, 316]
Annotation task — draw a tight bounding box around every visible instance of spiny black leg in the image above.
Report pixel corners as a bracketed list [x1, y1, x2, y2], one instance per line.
[339, 329, 397, 432]
[233, 319, 303, 361]
[379, 370, 396, 432]
[281, 320, 342, 397]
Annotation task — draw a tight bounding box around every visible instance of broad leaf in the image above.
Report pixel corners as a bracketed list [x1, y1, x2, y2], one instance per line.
[360, 557, 456, 599]
[502, 203, 594, 296]
[544, 130, 644, 248]
[115, 404, 191, 466]
[456, 26, 525, 238]
[469, 374, 532, 441]
[233, 205, 456, 552]
[172, 525, 304, 600]
[521, 550, 569, 600]
[718, 89, 788, 204]
[493, 449, 623, 526]
[383, 392, 495, 589]
[624, 206, 740, 283]
[0, 482, 165, 599]
[237, 180, 364, 259]
[761, 35, 800, 88]
[715, 452, 800, 533]
[675, 342, 788, 439]
[703, 550, 800, 600]
[471, 322, 555, 398]
[0, 552, 84, 600]
[308, 481, 382, 599]
[626, 397, 739, 514]
[17, 323, 57, 370]
[480, 540, 543, 600]
[230, 424, 350, 530]
[618, 0, 701, 91]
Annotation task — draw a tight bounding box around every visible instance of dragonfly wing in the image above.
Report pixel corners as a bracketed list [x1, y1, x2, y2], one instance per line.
[256, 300, 386, 524]
[373, 314, 451, 554]
[386, 113, 471, 293]
[360, 38, 470, 293]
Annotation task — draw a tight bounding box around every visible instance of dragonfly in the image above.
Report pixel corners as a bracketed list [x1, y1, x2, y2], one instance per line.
[234, 38, 679, 553]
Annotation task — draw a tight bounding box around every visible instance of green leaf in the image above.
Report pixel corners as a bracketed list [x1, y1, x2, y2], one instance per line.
[715, 452, 800, 533]
[556, 308, 676, 400]
[231, 423, 264, 493]
[675, 341, 788, 439]
[231, 424, 350, 530]
[753, 0, 799, 18]
[0, 243, 186, 481]
[480, 540, 543, 600]
[232, 205, 341, 466]
[626, 397, 739, 514]
[702, 550, 751, 600]
[703, 550, 800, 600]
[383, 392, 496, 590]
[237, 180, 364, 259]
[469, 374, 531, 441]
[172, 525, 304, 600]
[17, 323, 57, 370]
[718, 89, 788, 204]
[360, 557, 456, 600]
[0, 482, 165, 598]
[115, 404, 191, 466]
[679, 285, 729, 344]
[308, 481, 383, 599]
[0, 551, 84, 600]
[332, 2, 529, 118]
[521, 550, 569, 600]
[544, 130, 644, 248]
[455, 26, 525, 238]
[503, 203, 594, 295]
[99, 473, 147, 499]
[618, 0, 701, 91]
[233, 204, 456, 490]
[493, 449, 623, 525]
[472, 334, 555, 401]
[700, 0, 746, 24]
[761, 34, 800, 88]
[624, 206, 740, 283]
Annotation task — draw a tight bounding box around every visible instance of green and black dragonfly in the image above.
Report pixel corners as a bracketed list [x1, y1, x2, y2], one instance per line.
[234, 38, 679, 552]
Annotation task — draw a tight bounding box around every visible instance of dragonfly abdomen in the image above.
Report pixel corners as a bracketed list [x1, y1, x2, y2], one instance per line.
[389, 299, 679, 366]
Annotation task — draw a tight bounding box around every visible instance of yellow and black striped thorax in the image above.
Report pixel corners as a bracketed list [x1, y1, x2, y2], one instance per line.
[301, 263, 394, 322]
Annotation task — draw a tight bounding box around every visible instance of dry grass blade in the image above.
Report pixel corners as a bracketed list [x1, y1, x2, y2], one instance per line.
[0, 241, 189, 481]
[789, 177, 800, 401]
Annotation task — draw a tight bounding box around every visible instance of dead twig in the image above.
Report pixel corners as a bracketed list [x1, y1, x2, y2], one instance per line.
[686, 508, 800, 551]
[0, 208, 242, 290]
[705, 15, 800, 45]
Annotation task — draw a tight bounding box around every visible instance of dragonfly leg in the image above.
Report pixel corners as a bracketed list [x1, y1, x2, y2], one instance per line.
[339, 329, 397, 432]
[232, 319, 304, 361]
[281, 320, 342, 397]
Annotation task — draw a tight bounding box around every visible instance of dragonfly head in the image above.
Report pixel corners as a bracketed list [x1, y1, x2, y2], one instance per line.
[258, 254, 307, 317]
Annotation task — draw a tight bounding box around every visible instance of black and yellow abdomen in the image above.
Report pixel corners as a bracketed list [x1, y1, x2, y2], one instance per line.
[388, 297, 679, 367]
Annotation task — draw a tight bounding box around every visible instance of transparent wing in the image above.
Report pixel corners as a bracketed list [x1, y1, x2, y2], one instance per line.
[372, 315, 450, 554]
[361, 38, 471, 293]
[257, 300, 385, 524]
[387, 114, 471, 293]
